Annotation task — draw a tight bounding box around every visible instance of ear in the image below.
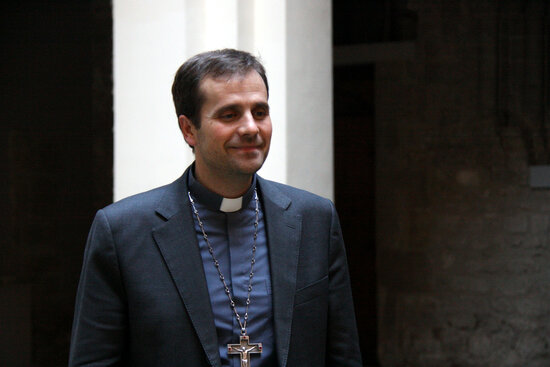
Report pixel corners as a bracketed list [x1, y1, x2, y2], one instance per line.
[178, 115, 197, 147]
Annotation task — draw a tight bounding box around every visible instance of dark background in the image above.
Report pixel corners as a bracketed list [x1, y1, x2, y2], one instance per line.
[1, 1, 112, 365]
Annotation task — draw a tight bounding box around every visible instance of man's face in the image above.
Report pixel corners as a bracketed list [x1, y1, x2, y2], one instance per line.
[182, 71, 272, 188]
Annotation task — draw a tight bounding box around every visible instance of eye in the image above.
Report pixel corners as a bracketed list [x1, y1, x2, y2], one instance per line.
[253, 108, 269, 120]
[219, 111, 237, 121]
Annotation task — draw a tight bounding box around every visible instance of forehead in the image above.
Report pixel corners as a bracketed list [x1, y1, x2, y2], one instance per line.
[198, 71, 268, 107]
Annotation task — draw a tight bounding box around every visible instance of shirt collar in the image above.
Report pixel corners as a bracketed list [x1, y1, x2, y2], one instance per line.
[188, 165, 257, 213]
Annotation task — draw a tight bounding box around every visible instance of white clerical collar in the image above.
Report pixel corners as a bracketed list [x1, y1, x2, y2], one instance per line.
[220, 197, 243, 213]
[187, 165, 256, 212]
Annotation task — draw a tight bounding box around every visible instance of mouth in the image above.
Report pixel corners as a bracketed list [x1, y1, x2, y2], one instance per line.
[230, 145, 262, 152]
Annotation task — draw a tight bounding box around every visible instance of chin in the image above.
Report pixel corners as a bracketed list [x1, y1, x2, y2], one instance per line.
[236, 159, 265, 175]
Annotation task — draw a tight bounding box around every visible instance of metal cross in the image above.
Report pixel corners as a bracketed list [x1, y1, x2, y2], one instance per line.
[227, 335, 262, 367]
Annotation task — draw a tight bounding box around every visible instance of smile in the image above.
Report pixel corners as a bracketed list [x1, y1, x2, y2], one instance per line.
[231, 146, 261, 151]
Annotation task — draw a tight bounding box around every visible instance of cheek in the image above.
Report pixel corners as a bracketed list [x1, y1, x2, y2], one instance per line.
[262, 121, 273, 139]
[203, 125, 231, 142]
[214, 128, 239, 148]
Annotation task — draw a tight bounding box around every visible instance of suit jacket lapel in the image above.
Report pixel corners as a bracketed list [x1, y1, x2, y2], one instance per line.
[152, 171, 221, 367]
[258, 178, 302, 367]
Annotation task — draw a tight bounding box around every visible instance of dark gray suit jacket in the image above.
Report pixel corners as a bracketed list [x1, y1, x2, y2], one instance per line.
[69, 168, 362, 366]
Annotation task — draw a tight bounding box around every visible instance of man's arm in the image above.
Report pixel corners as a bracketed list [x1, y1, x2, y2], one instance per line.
[69, 210, 128, 366]
[326, 202, 363, 366]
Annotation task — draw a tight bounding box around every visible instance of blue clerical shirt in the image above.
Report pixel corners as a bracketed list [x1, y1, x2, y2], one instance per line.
[188, 170, 275, 367]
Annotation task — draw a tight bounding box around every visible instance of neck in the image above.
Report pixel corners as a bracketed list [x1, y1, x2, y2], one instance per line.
[193, 167, 253, 198]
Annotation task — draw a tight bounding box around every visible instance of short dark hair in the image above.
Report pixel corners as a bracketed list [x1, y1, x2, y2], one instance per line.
[171, 48, 269, 128]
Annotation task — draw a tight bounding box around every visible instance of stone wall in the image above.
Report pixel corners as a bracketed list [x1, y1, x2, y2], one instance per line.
[376, 1, 550, 366]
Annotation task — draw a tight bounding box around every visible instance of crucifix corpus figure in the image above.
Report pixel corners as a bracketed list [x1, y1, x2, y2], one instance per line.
[228, 335, 262, 367]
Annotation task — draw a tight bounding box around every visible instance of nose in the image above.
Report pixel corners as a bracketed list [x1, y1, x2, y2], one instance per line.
[238, 111, 260, 136]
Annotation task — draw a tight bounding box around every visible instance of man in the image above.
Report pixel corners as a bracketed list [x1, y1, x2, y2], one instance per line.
[69, 49, 362, 367]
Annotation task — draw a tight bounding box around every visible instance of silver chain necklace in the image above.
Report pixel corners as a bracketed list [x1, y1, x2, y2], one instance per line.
[187, 189, 263, 367]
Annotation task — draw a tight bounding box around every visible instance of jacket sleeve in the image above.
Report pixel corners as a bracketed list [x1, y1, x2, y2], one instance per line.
[326, 202, 363, 366]
[69, 209, 128, 366]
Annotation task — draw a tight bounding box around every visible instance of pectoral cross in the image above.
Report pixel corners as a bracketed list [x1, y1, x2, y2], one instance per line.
[227, 335, 262, 367]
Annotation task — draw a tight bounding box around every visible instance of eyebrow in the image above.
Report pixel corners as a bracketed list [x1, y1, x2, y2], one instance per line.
[253, 102, 270, 111]
[214, 102, 270, 115]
